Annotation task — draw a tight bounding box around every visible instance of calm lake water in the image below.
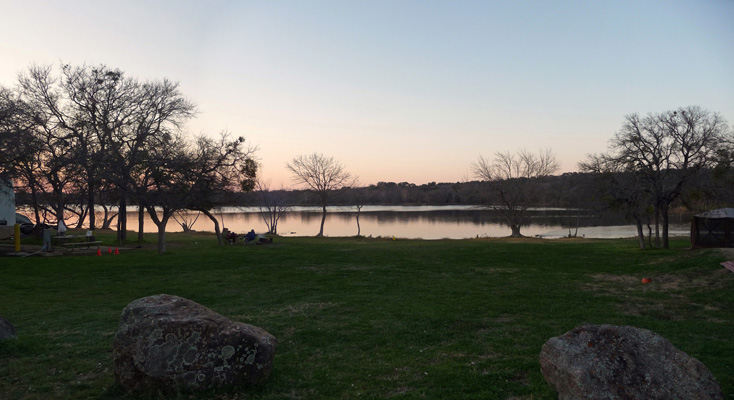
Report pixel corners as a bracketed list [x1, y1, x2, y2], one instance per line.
[129, 206, 693, 240]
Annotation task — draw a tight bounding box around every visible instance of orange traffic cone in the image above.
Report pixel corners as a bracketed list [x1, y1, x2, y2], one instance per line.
[108, 246, 112, 254]
[97, 248, 102, 256]
[114, 247, 119, 255]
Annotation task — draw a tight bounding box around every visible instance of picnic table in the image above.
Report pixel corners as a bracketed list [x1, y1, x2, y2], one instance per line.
[53, 233, 102, 251]
[53, 235, 77, 246]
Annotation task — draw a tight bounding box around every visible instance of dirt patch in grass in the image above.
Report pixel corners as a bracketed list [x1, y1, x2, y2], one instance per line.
[618, 299, 683, 320]
[472, 267, 521, 274]
[582, 274, 639, 295]
[584, 264, 733, 322]
[280, 302, 336, 315]
[652, 268, 732, 291]
[386, 386, 411, 397]
[585, 266, 732, 294]
[341, 265, 382, 271]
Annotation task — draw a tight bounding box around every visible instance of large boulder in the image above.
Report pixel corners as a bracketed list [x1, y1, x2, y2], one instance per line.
[113, 294, 277, 395]
[540, 324, 722, 400]
[0, 316, 17, 340]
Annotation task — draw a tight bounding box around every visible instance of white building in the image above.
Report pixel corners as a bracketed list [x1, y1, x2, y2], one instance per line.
[0, 180, 15, 239]
[0, 180, 14, 225]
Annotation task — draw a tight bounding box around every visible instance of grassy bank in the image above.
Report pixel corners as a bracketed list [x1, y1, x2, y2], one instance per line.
[1, 234, 732, 399]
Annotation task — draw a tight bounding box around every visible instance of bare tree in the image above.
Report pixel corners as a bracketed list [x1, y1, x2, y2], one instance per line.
[96, 182, 120, 230]
[345, 188, 367, 236]
[287, 152, 357, 236]
[255, 179, 290, 235]
[173, 211, 200, 232]
[59, 64, 138, 231]
[355, 204, 364, 236]
[5, 63, 259, 252]
[129, 132, 191, 253]
[580, 154, 654, 249]
[472, 149, 559, 237]
[12, 66, 88, 226]
[108, 76, 196, 242]
[7, 64, 134, 231]
[0, 87, 36, 180]
[0, 86, 48, 227]
[129, 132, 256, 253]
[599, 106, 730, 248]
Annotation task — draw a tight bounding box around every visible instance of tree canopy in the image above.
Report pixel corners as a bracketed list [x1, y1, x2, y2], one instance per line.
[1, 63, 257, 253]
[581, 106, 732, 248]
[471, 149, 559, 237]
[287, 152, 357, 236]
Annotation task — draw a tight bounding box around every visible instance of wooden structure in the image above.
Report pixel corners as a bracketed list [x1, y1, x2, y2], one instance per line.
[691, 208, 734, 248]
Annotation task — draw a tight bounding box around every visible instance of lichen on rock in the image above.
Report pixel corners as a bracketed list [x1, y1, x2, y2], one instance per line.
[0, 316, 16, 341]
[112, 294, 277, 395]
[540, 324, 723, 400]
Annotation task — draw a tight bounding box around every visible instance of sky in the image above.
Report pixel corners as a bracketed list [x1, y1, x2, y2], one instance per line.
[1, 0, 733, 188]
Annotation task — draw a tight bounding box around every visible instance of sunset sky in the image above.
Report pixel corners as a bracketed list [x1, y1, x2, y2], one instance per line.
[1, 0, 733, 188]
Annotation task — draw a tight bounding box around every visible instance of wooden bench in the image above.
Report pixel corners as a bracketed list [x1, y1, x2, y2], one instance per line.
[722, 261, 734, 273]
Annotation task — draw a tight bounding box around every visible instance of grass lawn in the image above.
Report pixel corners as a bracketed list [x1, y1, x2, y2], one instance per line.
[1, 233, 732, 399]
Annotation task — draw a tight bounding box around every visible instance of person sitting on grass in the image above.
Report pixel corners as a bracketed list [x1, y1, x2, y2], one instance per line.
[244, 229, 257, 245]
[227, 231, 238, 244]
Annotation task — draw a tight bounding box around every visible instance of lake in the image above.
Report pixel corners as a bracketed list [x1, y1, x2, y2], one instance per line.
[129, 206, 693, 240]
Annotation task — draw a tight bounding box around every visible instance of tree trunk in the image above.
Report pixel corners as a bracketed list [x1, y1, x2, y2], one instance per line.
[55, 192, 64, 227]
[655, 204, 660, 249]
[29, 185, 42, 238]
[661, 202, 670, 249]
[510, 225, 523, 237]
[647, 222, 653, 248]
[144, 205, 171, 254]
[356, 205, 362, 236]
[120, 196, 127, 240]
[87, 181, 96, 230]
[117, 196, 127, 242]
[150, 209, 171, 254]
[318, 205, 326, 236]
[157, 222, 167, 254]
[101, 204, 109, 228]
[102, 213, 117, 230]
[635, 217, 646, 249]
[200, 209, 224, 246]
[30, 185, 41, 226]
[75, 207, 87, 229]
[138, 205, 144, 240]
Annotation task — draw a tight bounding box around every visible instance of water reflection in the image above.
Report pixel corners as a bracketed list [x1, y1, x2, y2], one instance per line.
[126, 206, 692, 240]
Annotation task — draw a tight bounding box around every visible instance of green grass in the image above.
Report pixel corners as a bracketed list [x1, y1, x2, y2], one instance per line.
[1, 233, 733, 399]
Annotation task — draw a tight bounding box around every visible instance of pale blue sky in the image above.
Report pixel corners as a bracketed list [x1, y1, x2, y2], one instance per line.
[2, 0, 732, 187]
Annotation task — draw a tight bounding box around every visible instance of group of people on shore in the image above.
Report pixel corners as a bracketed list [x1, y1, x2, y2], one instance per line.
[224, 229, 272, 245]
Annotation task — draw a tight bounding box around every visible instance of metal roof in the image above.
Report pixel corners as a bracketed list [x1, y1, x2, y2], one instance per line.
[695, 208, 734, 218]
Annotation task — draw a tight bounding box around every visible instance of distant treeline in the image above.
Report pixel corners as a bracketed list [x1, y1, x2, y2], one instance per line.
[234, 170, 730, 212]
[13, 170, 728, 217]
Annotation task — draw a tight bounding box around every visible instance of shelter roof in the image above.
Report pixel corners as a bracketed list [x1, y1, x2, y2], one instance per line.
[695, 208, 734, 218]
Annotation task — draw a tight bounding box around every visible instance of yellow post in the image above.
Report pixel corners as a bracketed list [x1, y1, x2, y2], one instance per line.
[14, 223, 20, 252]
